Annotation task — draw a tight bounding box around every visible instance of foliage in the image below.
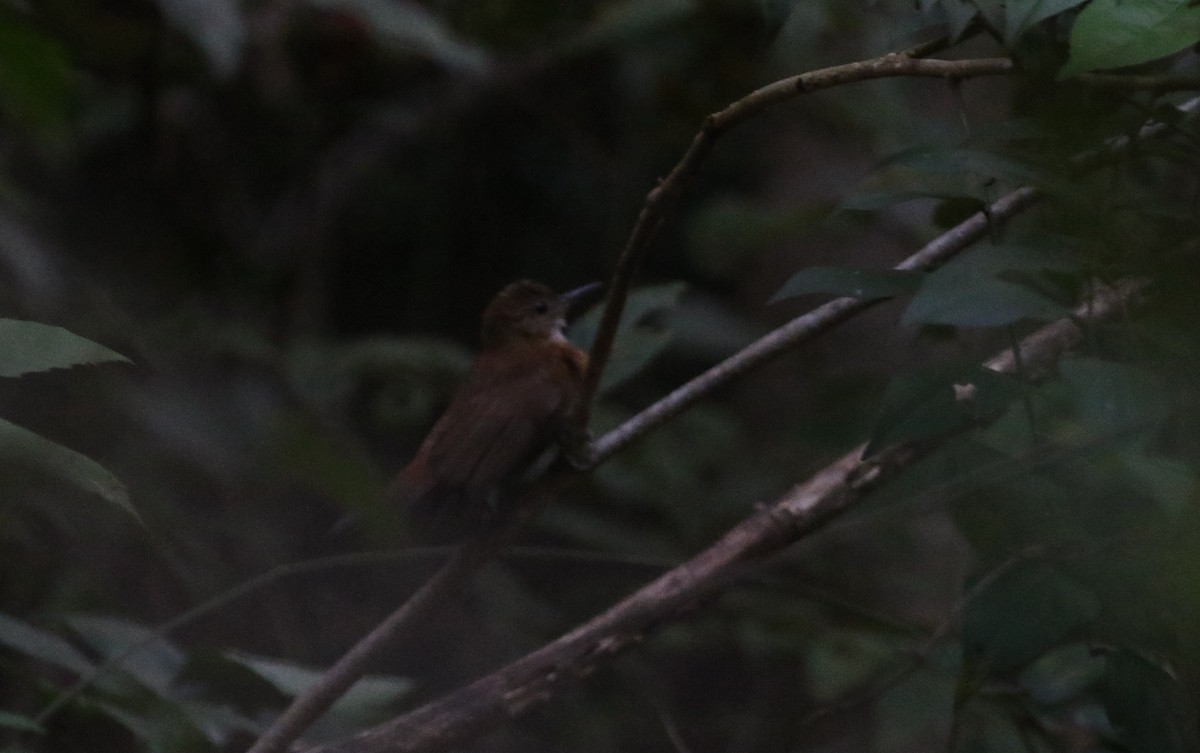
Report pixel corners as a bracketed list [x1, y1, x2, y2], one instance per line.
[0, 0, 1199, 752]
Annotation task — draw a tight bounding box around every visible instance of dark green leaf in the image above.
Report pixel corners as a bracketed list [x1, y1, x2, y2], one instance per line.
[807, 630, 898, 701]
[0, 418, 138, 520]
[0, 612, 94, 676]
[1058, 358, 1169, 437]
[903, 277, 1069, 327]
[0, 710, 44, 733]
[902, 244, 1075, 328]
[223, 651, 413, 733]
[865, 364, 1024, 456]
[66, 615, 185, 695]
[569, 282, 686, 393]
[1005, 0, 1089, 43]
[939, 0, 980, 40]
[1019, 643, 1106, 705]
[0, 319, 131, 377]
[963, 563, 1099, 673]
[770, 266, 922, 303]
[1060, 0, 1200, 77]
[1102, 650, 1200, 753]
[82, 695, 214, 752]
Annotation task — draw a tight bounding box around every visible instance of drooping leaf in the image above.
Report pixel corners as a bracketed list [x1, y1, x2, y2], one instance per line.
[1018, 643, 1106, 706]
[1005, 0, 1089, 43]
[770, 266, 922, 303]
[223, 651, 413, 734]
[66, 615, 185, 695]
[0, 319, 130, 377]
[963, 563, 1099, 673]
[938, 0, 981, 40]
[0, 710, 43, 734]
[864, 364, 1025, 456]
[902, 243, 1076, 328]
[904, 277, 1070, 327]
[874, 662, 958, 752]
[845, 146, 1079, 211]
[0, 612, 95, 676]
[0, 418, 138, 520]
[82, 695, 215, 752]
[1060, 0, 1200, 78]
[569, 282, 686, 393]
[1117, 454, 1197, 518]
[1058, 358, 1169, 438]
[807, 630, 899, 701]
[1102, 649, 1200, 753]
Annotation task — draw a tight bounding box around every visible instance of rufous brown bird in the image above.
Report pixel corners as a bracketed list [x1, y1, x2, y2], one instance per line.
[385, 280, 600, 531]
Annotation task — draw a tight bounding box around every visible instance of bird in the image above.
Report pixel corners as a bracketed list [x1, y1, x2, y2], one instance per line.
[385, 279, 600, 534]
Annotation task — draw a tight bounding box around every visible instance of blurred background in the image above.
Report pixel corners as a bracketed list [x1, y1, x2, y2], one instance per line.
[2, 1, 1200, 752]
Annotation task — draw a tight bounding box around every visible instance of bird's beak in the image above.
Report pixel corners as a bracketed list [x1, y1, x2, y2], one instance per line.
[559, 281, 603, 311]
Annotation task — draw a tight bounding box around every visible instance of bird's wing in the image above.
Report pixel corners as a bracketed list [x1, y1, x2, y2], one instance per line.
[422, 364, 566, 493]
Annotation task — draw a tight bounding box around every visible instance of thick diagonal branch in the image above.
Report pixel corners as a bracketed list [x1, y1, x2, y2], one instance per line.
[308, 278, 1145, 753]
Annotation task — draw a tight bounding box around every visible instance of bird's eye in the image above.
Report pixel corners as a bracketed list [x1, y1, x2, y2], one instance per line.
[533, 301, 549, 314]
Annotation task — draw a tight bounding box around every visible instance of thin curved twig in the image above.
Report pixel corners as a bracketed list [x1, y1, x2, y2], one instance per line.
[584, 93, 1200, 464]
[577, 53, 1016, 418]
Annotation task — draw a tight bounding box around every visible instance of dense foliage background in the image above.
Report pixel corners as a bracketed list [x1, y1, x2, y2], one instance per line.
[2, 1, 1200, 751]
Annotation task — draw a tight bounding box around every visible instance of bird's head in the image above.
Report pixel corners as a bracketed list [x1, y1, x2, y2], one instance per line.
[480, 280, 600, 348]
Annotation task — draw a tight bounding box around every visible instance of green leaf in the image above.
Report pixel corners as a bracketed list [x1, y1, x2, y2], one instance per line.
[888, 145, 1045, 183]
[865, 364, 1025, 456]
[1005, 0, 1089, 43]
[0, 710, 44, 734]
[569, 282, 686, 393]
[844, 147, 1079, 211]
[0, 319, 131, 377]
[0, 418, 138, 520]
[1117, 454, 1197, 518]
[1060, 0, 1200, 78]
[0, 18, 72, 135]
[66, 615, 185, 695]
[904, 277, 1069, 327]
[223, 651, 413, 734]
[939, 0, 981, 40]
[0, 612, 95, 676]
[963, 563, 1099, 673]
[807, 630, 898, 701]
[1058, 358, 1169, 438]
[1102, 650, 1200, 753]
[82, 695, 215, 752]
[770, 266, 923, 303]
[902, 243, 1075, 328]
[1019, 643, 1106, 705]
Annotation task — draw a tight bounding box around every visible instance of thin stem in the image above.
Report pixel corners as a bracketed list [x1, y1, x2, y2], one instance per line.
[578, 55, 1016, 418]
